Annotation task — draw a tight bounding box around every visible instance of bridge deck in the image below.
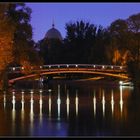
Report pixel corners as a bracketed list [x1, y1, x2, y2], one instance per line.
[8, 64, 128, 84]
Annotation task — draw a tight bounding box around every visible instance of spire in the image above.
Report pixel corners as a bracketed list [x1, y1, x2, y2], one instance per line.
[52, 19, 55, 28]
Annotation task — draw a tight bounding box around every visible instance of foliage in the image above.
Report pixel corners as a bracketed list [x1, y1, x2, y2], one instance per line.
[0, 3, 41, 90]
[63, 20, 108, 64]
[106, 13, 140, 85]
[0, 4, 15, 90]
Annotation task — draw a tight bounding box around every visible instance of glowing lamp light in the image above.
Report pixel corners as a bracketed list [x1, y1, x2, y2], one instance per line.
[21, 90, 24, 94]
[39, 90, 43, 93]
[48, 89, 52, 92]
[119, 81, 123, 85]
[76, 65, 78, 68]
[57, 99, 61, 104]
[40, 66, 42, 69]
[21, 67, 24, 70]
[102, 65, 105, 69]
[13, 67, 15, 71]
[111, 66, 113, 69]
[49, 65, 51, 68]
[67, 64, 69, 68]
[30, 90, 34, 94]
[120, 66, 122, 69]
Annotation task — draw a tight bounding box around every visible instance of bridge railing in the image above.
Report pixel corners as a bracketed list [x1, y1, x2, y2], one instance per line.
[8, 64, 126, 73]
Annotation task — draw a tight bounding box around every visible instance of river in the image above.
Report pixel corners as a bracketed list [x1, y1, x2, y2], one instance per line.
[0, 79, 140, 137]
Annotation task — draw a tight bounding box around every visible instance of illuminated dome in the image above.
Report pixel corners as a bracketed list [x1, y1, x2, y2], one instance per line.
[45, 23, 63, 41]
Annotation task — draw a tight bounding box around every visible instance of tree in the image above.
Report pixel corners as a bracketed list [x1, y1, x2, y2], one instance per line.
[64, 20, 98, 64]
[127, 13, 140, 33]
[106, 13, 140, 85]
[126, 13, 140, 86]
[89, 26, 108, 64]
[6, 3, 41, 69]
[106, 19, 129, 65]
[0, 4, 15, 90]
[47, 39, 64, 64]
[126, 13, 140, 62]
[37, 39, 48, 64]
[37, 37, 64, 64]
[0, 3, 41, 90]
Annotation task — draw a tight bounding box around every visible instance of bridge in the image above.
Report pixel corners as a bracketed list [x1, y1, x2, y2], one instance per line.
[8, 64, 128, 84]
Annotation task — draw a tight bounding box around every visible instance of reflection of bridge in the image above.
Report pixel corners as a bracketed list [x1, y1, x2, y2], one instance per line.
[3, 84, 131, 120]
[8, 64, 128, 84]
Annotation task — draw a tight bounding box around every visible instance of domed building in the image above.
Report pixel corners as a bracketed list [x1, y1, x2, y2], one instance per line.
[40, 23, 64, 64]
[45, 23, 63, 41]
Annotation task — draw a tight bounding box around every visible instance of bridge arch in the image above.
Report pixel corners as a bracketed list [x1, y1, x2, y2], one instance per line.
[9, 69, 128, 84]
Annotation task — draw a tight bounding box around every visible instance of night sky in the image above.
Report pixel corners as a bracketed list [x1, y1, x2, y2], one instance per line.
[26, 2, 140, 42]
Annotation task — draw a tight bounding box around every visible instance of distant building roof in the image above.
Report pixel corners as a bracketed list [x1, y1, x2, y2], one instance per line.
[45, 23, 63, 41]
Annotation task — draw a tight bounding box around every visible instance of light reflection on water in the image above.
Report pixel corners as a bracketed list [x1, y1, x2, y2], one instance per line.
[102, 90, 105, 117]
[75, 90, 78, 117]
[0, 81, 139, 137]
[66, 89, 70, 120]
[57, 85, 61, 121]
[48, 90, 51, 119]
[93, 90, 96, 117]
[111, 90, 114, 115]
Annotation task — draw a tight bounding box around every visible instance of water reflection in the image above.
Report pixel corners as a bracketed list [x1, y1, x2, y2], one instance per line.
[0, 81, 134, 136]
[93, 90, 96, 117]
[75, 90, 79, 117]
[48, 90, 52, 119]
[111, 90, 114, 115]
[3, 93, 6, 110]
[21, 91, 24, 112]
[39, 92, 43, 125]
[119, 86, 123, 116]
[102, 90, 105, 117]
[12, 91, 16, 135]
[66, 89, 70, 120]
[21, 91, 25, 134]
[57, 85, 61, 121]
[30, 91, 34, 134]
[12, 91, 16, 111]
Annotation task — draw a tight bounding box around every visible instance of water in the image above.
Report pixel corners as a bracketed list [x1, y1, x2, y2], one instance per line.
[0, 80, 140, 137]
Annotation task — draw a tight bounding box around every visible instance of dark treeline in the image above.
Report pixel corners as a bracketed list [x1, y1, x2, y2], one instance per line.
[37, 21, 109, 65]
[37, 15, 140, 66]
[0, 3, 42, 90]
[37, 13, 140, 86]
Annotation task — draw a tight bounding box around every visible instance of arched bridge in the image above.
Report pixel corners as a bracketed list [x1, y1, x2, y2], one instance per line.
[8, 64, 128, 84]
